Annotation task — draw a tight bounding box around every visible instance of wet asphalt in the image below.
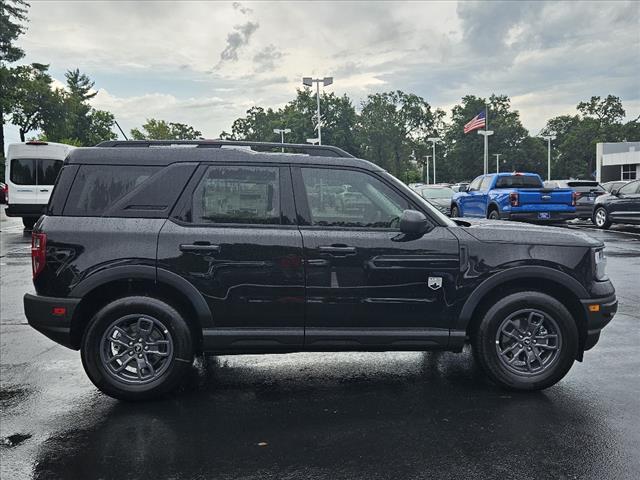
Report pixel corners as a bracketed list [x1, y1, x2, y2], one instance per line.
[1, 207, 639, 480]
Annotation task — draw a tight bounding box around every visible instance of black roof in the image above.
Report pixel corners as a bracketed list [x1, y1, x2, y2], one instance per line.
[66, 140, 381, 171]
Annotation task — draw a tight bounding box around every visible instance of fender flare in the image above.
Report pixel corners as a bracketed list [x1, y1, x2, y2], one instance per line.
[455, 265, 589, 331]
[486, 202, 500, 216]
[69, 265, 213, 327]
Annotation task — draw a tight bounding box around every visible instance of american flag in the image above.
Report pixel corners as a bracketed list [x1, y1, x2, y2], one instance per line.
[464, 110, 486, 134]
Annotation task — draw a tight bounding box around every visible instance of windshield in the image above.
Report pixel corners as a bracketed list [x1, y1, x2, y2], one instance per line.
[420, 187, 454, 199]
[494, 175, 543, 188]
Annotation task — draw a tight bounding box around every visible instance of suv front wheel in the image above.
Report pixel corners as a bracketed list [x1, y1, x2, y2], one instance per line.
[81, 296, 194, 401]
[472, 291, 578, 391]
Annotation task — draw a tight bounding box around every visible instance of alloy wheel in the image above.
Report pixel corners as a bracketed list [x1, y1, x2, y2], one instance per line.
[100, 314, 174, 384]
[594, 208, 607, 227]
[495, 309, 562, 376]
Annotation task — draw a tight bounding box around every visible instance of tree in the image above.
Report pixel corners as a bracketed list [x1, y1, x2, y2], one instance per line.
[41, 69, 117, 146]
[0, 0, 30, 177]
[9, 63, 57, 141]
[577, 95, 625, 126]
[441, 94, 544, 182]
[130, 118, 202, 140]
[357, 91, 439, 180]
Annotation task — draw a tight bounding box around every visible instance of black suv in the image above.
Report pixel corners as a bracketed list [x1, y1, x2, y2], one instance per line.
[593, 179, 640, 229]
[24, 141, 617, 400]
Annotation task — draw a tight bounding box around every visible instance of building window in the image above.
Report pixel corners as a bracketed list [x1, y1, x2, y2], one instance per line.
[622, 164, 637, 180]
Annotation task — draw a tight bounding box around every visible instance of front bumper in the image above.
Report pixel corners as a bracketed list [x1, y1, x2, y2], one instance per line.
[5, 203, 46, 217]
[580, 293, 618, 351]
[24, 293, 80, 350]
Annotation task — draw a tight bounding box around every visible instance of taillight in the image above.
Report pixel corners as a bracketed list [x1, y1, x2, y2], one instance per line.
[2, 184, 7, 202]
[572, 192, 578, 206]
[574, 192, 582, 199]
[509, 192, 519, 207]
[31, 232, 47, 279]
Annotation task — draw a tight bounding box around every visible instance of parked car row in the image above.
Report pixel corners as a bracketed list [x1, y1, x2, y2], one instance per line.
[411, 176, 639, 229]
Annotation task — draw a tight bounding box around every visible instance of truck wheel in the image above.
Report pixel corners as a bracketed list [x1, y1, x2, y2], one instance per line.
[22, 217, 36, 230]
[451, 205, 460, 218]
[81, 296, 194, 401]
[472, 291, 578, 391]
[593, 207, 611, 229]
[488, 209, 500, 220]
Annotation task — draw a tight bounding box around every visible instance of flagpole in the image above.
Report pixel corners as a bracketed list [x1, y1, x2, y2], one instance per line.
[484, 104, 489, 175]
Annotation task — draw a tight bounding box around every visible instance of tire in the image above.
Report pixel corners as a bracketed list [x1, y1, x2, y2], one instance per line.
[451, 205, 460, 218]
[488, 209, 500, 220]
[22, 217, 36, 229]
[471, 291, 578, 391]
[593, 207, 611, 229]
[81, 296, 194, 401]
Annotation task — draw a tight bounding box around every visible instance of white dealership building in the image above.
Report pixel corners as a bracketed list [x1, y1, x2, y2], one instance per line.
[595, 141, 640, 183]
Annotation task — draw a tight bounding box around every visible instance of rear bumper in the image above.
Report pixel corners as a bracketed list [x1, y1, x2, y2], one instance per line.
[24, 293, 80, 350]
[580, 292, 617, 351]
[5, 203, 46, 217]
[501, 211, 575, 222]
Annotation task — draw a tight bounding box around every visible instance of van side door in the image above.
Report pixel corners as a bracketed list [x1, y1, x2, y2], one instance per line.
[157, 163, 305, 352]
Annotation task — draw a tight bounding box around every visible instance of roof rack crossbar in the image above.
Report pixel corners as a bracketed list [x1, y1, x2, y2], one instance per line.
[95, 140, 354, 158]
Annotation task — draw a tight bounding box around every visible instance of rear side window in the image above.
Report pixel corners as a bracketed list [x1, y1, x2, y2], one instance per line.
[10, 158, 63, 185]
[495, 175, 543, 188]
[64, 165, 160, 216]
[10, 159, 36, 185]
[38, 159, 63, 185]
[191, 165, 281, 225]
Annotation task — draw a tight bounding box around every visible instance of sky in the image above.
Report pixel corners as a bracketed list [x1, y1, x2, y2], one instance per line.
[5, 0, 640, 146]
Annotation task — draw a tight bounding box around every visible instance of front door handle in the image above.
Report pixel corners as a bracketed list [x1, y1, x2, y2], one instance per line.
[179, 242, 221, 253]
[318, 245, 357, 257]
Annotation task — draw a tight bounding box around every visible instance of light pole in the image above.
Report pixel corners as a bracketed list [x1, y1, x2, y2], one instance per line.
[477, 130, 494, 174]
[427, 137, 441, 184]
[424, 155, 431, 184]
[273, 128, 291, 152]
[302, 76, 333, 145]
[493, 153, 502, 173]
[540, 135, 556, 180]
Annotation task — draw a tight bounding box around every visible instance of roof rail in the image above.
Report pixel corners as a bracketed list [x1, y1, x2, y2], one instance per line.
[95, 140, 354, 158]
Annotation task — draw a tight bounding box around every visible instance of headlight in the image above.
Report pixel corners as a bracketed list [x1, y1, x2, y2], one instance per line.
[593, 248, 607, 280]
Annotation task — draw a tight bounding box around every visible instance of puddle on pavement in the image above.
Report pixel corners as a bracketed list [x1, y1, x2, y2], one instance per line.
[1, 433, 32, 448]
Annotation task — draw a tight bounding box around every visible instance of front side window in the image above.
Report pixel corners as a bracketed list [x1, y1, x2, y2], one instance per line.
[191, 165, 280, 225]
[10, 159, 36, 185]
[300, 168, 408, 228]
[479, 176, 494, 191]
[65, 165, 159, 216]
[622, 164, 637, 180]
[619, 180, 639, 195]
[468, 176, 482, 191]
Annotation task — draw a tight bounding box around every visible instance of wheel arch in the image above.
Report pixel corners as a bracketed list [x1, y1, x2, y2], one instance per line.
[68, 266, 212, 351]
[458, 266, 589, 359]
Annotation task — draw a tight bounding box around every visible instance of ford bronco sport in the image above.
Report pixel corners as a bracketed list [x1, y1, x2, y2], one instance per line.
[24, 140, 617, 400]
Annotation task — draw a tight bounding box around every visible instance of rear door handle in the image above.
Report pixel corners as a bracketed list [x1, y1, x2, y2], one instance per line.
[179, 242, 221, 253]
[318, 245, 357, 257]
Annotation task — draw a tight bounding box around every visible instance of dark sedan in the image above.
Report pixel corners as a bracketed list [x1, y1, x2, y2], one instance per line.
[416, 185, 455, 216]
[544, 180, 606, 219]
[593, 179, 640, 229]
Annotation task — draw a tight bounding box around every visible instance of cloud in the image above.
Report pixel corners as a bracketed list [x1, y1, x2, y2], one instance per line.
[218, 21, 260, 63]
[253, 45, 284, 73]
[232, 2, 252, 15]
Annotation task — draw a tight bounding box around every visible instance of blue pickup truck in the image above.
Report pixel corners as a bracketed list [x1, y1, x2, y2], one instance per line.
[450, 172, 576, 222]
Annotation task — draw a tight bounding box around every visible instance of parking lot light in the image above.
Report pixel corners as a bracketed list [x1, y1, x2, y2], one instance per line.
[302, 76, 334, 145]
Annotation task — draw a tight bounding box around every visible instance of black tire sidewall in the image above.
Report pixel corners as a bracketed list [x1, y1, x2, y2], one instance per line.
[472, 291, 578, 391]
[81, 296, 193, 401]
[488, 210, 499, 220]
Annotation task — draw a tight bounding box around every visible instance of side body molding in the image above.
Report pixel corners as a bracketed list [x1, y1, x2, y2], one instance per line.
[69, 265, 214, 327]
[455, 265, 589, 332]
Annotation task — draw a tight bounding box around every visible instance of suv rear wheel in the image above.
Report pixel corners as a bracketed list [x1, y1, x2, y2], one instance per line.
[81, 296, 194, 401]
[472, 291, 578, 391]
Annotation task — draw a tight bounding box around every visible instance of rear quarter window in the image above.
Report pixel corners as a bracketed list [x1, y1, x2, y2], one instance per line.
[64, 165, 160, 216]
[10, 159, 36, 185]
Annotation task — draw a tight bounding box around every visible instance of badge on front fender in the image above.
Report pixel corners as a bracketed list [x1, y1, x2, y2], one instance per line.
[428, 277, 442, 290]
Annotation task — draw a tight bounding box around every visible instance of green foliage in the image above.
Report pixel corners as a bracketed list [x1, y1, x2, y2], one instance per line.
[542, 95, 636, 179]
[0, 0, 29, 63]
[130, 118, 202, 140]
[40, 69, 117, 146]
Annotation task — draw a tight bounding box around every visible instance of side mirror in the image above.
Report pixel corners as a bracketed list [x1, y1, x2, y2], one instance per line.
[459, 185, 468, 193]
[399, 209, 429, 236]
[611, 188, 619, 196]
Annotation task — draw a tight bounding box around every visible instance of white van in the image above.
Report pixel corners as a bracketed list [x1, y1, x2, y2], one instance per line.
[5, 141, 75, 229]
